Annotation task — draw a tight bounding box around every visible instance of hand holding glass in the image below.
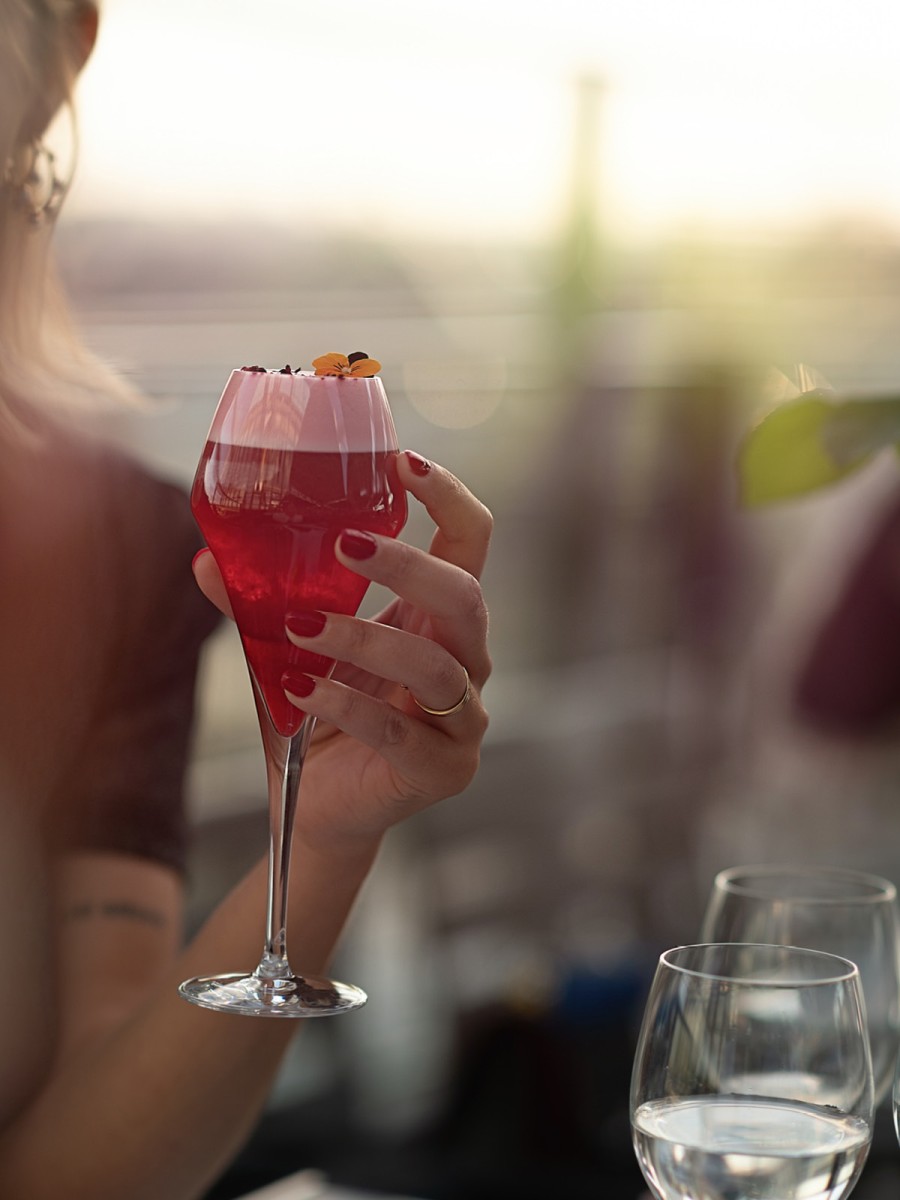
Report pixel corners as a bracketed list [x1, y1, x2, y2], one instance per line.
[631, 943, 874, 1200]
[179, 367, 407, 1016]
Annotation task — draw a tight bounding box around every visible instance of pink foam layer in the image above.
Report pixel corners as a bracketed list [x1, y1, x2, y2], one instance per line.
[206, 370, 399, 451]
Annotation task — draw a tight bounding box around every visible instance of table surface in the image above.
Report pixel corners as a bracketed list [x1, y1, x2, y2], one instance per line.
[236, 1170, 423, 1200]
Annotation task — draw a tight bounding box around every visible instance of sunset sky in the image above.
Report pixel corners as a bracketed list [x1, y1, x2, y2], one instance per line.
[66, 0, 900, 243]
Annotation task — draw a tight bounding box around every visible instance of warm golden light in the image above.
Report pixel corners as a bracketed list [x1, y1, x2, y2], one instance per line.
[68, 0, 900, 243]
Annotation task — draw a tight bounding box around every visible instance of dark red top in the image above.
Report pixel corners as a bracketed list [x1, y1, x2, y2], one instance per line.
[1, 412, 219, 871]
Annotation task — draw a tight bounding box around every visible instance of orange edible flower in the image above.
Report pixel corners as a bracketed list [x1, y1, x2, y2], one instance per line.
[312, 351, 381, 378]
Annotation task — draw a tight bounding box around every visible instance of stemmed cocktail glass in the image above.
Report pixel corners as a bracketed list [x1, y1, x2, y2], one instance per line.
[179, 358, 407, 1017]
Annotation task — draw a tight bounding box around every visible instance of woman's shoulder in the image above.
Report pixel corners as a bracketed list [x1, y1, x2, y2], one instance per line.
[39, 417, 197, 544]
[21, 415, 208, 607]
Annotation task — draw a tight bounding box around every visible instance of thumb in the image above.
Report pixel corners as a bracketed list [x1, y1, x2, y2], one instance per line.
[192, 548, 234, 620]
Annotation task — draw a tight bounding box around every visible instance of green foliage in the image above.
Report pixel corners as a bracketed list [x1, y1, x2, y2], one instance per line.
[738, 391, 900, 506]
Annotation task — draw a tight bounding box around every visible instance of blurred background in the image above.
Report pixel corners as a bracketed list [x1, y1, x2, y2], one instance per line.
[57, 1, 900, 1196]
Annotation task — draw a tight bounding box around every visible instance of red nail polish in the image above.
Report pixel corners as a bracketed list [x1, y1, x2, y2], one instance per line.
[282, 671, 316, 699]
[405, 450, 432, 476]
[286, 610, 327, 638]
[192, 547, 210, 568]
[339, 529, 377, 560]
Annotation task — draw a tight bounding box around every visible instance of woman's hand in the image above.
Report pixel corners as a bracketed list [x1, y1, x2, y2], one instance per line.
[193, 451, 492, 853]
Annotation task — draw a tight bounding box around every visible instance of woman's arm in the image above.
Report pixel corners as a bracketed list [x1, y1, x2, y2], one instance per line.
[0, 453, 491, 1200]
[0, 839, 378, 1200]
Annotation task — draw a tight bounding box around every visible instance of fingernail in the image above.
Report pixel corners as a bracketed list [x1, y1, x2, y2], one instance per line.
[286, 610, 327, 638]
[192, 547, 211, 568]
[339, 529, 377, 560]
[282, 671, 316, 699]
[405, 450, 432, 476]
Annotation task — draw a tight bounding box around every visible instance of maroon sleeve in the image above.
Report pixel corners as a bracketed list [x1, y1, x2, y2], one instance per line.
[793, 491, 900, 736]
[51, 454, 221, 872]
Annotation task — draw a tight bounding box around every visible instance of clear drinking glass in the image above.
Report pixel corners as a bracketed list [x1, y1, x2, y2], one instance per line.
[700, 865, 900, 1104]
[631, 943, 874, 1200]
[891, 1050, 900, 1151]
[178, 365, 407, 1016]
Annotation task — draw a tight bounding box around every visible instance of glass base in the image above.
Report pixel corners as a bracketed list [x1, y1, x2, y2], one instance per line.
[178, 971, 367, 1017]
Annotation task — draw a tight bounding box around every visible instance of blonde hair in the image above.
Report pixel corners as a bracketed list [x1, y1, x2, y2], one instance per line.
[0, 0, 139, 440]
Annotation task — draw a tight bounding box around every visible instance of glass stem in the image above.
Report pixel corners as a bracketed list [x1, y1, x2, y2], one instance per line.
[252, 681, 316, 981]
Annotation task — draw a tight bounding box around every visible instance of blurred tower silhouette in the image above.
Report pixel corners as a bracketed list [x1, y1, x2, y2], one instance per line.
[549, 74, 609, 382]
[532, 73, 621, 667]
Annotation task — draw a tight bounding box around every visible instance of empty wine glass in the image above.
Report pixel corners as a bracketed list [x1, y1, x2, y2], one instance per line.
[700, 865, 900, 1104]
[631, 943, 874, 1200]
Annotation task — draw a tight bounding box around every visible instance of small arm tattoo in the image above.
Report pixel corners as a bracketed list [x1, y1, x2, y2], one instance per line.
[64, 900, 168, 928]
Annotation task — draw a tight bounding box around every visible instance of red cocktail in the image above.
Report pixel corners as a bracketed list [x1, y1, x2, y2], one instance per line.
[193, 443, 406, 736]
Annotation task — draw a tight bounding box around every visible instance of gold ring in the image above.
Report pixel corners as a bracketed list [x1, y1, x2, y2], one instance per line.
[410, 668, 471, 717]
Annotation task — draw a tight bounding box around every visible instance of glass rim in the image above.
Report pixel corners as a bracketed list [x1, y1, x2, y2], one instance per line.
[713, 863, 896, 905]
[660, 942, 861, 986]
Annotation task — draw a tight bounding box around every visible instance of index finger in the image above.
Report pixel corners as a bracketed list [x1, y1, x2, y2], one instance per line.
[397, 451, 493, 580]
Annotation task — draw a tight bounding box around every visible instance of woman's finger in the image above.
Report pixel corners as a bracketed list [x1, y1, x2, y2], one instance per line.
[334, 530, 491, 685]
[396, 451, 493, 580]
[281, 671, 487, 801]
[286, 610, 473, 718]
